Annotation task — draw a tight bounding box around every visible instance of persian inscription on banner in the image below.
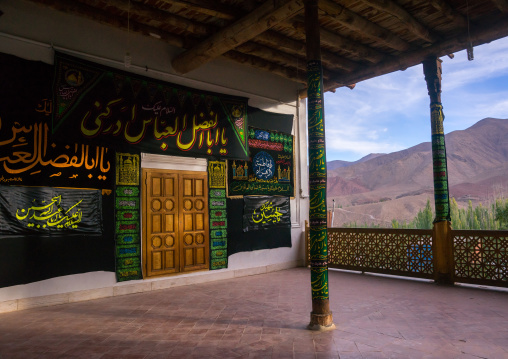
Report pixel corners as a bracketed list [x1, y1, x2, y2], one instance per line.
[0, 120, 111, 187]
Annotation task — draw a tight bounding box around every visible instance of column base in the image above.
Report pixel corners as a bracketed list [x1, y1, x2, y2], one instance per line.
[432, 220, 454, 285]
[308, 312, 335, 331]
[434, 272, 454, 286]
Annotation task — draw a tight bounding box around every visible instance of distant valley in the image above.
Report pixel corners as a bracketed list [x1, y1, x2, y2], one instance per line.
[327, 117, 508, 227]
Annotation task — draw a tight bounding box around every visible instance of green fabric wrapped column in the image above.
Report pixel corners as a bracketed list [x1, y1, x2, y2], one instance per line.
[305, 0, 334, 330]
[423, 57, 454, 285]
[423, 57, 451, 222]
[430, 102, 451, 221]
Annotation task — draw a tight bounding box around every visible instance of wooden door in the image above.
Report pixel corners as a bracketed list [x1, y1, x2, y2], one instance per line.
[180, 173, 209, 272]
[143, 169, 209, 278]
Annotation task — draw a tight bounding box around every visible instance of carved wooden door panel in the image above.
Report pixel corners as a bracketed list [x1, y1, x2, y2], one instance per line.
[143, 169, 208, 278]
[180, 173, 209, 272]
[144, 170, 179, 277]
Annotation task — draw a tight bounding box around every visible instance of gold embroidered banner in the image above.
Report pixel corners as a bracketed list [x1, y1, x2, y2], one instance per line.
[52, 52, 249, 160]
[0, 185, 102, 235]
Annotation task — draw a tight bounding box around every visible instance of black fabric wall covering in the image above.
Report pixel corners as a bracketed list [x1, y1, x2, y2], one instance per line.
[227, 198, 291, 256]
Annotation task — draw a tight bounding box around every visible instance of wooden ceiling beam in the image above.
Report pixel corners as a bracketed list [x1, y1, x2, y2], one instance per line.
[319, 25, 386, 63]
[26, 0, 186, 47]
[319, 0, 411, 52]
[491, 0, 508, 13]
[223, 51, 308, 85]
[429, 0, 468, 29]
[232, 43, 341, 84]
[256, 31, 306, 56]
[356, 0, 438, 43]
[77, 0, 211, 37]
[236, 42, 305, 72]
[288, 19, 385, 63]
[152, 0, 238, 20]
[322, 16, 508, 93]
[255, 31, 356, 73]
[171, 0, 304, 74]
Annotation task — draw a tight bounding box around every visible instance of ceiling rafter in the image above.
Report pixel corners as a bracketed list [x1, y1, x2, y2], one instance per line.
[228, 44, 343, 85]
[236, 42, 306, 73]
[171, 0, 305, 74]
[491, 0, 508, 13]
[77, 0, 211, 37]
[255, 31, 356, 73]
[223, 50, 308, 84]
[429, 0, 468, 29]
[318, 0, 412, 52]
[319, 26, 386, 63]
[152, 0, 239, 20]
[287, 18, 386, 63]
[354, 0, 438, 43]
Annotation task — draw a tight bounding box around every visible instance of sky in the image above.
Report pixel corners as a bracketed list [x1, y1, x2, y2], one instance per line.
[323, 36, 508, 162]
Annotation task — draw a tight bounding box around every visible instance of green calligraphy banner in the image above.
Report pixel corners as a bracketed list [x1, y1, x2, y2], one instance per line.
[52, 52, 249, 160]
[227, 127, 294, 196]
[0, 185, 102, 235]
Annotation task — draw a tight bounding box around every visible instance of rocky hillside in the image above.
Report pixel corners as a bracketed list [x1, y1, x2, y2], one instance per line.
[327, 118, 508, 226]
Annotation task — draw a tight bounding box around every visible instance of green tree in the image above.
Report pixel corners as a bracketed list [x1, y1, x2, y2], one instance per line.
[412, 199, 433, 229]
[450, 198, 461, 228]
[341, 196, 507, 229]
[495, 198, 508, 229]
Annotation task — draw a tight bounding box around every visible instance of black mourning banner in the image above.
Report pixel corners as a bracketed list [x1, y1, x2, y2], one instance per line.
[0, 52, 114, 189]
[0, 185, 102, 235]
[227, 198, 291, 255]
[52, 52, 249, 160]
[243, 196, 290, 231]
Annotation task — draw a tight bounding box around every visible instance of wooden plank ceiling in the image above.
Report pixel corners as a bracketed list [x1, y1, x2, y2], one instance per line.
[24, 0, 508, 96]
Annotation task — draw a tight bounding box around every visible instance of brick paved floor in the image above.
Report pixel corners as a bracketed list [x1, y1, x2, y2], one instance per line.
[0, 268, 507, 358]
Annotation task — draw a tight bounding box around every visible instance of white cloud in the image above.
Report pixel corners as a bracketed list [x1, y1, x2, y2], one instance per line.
[323, 65, 429, 160]
[322, 37, 508, 161]
[325, 125, 404, 158]
[442, 37, 508, 90]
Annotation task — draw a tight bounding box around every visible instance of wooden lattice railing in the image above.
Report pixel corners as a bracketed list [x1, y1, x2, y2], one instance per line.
[304, 222, 508, 287]
[327, 227, 433, 279]
[453, 230, 508, 287]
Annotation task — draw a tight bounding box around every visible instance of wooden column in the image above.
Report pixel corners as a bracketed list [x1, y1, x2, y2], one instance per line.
[423, 57, 454, 285]
[304, 0, 335, 330]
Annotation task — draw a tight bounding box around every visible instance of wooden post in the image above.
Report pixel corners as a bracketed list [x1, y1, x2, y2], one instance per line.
[423, 57, 454, 285]
[305, 0, 335, 331]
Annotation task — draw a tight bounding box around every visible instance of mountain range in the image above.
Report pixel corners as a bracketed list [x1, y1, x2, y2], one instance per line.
[327, 117, 508, 226]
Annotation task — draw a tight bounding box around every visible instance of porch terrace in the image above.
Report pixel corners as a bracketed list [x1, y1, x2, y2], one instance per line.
[0, 267, 507, 359]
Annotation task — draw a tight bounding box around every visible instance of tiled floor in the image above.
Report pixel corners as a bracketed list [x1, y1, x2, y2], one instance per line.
[0, 268, 507, 359]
